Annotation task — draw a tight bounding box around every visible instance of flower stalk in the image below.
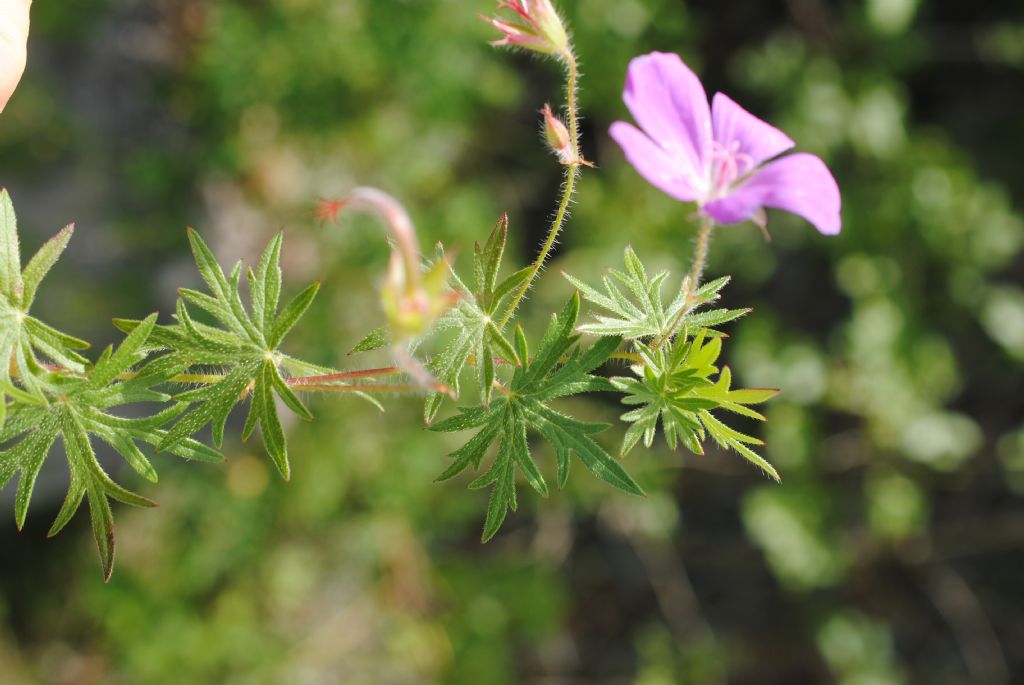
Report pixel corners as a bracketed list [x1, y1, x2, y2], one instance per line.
[318, 187, 456, 395]
[498, 49, 583, 329]
[652, 214, 715, 351]
[687, 214, 714, 293]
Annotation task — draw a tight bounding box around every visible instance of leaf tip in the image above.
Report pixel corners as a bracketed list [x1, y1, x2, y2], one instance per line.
[102, 528, 116, 582]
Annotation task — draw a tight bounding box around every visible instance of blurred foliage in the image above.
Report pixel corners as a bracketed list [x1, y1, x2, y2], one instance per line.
[1, 0, 1023, 683]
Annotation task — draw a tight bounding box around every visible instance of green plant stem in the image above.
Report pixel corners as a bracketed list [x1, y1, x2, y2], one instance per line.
[653, 214, 715, 350]
[287, 367, 401, 385]
[688, 214, 714, 292]
[32, 364, 403, 389]
[497, 49, 582, 330]
[292, 383, 423, 394]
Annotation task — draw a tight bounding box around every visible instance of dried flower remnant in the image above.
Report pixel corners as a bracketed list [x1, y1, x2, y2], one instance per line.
[320, 188, 456, 395]
[321, 188, 456, 341]
[609, 52, 841, 235]
[483, 0, 570, 57]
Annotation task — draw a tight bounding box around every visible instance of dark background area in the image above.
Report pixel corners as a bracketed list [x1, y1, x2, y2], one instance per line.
[1, 1, 1022, 683]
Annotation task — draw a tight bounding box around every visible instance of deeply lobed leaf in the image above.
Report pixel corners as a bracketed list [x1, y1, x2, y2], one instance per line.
[565, 246, 748, 340]
[611, 327, 780, 480]
[120, 230, 321, 478]
[431, 292, 642, 541]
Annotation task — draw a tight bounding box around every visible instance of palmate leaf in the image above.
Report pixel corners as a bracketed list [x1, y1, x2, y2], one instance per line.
[0, 189, 90, 418]
[422, 214, 530, 423]
[114, 229, 319, 480]
[563, 246, 749, 339]
[610, 328, 780, 481]
[430, 293, 643, 541]
[0, 313, 221, 580]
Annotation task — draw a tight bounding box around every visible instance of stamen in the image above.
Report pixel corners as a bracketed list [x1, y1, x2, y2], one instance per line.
[707, 140, 756, 199]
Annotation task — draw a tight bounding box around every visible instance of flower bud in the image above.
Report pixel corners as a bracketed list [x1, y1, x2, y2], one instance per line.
[541, 103, 572, 164]
[484, 1, 569, 57]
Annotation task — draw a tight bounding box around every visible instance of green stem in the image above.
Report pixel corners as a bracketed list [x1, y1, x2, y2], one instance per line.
[292, 383, 422, 394]
[653, 214, 715, 350]
[687, 214, 714, 293]
[33, 365, 404, 387]
[287, 367, 401, 385]
[498, 50, 582, 330]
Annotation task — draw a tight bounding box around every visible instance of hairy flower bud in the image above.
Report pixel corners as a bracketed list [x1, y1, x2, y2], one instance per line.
[541, 103, 572, 163]
[484, 0, 569, 57]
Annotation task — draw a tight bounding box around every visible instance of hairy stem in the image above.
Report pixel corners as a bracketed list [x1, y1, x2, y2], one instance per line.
[498, 49, 582, 330]
[287, 367, 401, 385]
[653, 214, 715, 350]
[38, 366, 407, 387]
[687, 214, 714, 292]
[292, 383, 423, 394]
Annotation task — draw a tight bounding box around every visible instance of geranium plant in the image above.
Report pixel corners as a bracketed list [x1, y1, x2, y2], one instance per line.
[0, 0, 839, 578]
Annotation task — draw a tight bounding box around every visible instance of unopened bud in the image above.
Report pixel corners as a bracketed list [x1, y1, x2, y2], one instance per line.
[541, 104, 572, 164]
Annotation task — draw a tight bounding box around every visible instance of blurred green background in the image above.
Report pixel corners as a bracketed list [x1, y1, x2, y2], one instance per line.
[2, 0, 1023, 683]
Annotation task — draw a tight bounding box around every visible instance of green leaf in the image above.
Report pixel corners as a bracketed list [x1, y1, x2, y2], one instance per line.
[143, 231, 326, 472]
[0, 192, 94, 422]
[269, 281, 319, 348]
[0, 324, 187, 579]
[163, 363, 256, 450]
[186, 228, 230, 302]
[477, 213, 508, 307]
[611, 326, 780, 480]
[270, 366, 314, 421]
[700, 409, 780, 481]
[480, 439, 516, 542]
[21, 224, 73, 310]
[0, 188, 23, 300]
[88, 313, 157, 389]
[256, 361, 289, 479]
[4, 416, 60, 530]
[565, 247, 739, 341]
[350, 326, 389, 354]
[423, 232, 522, 422]
[430, 294, 639, 541]
[254, 232, 283, 334]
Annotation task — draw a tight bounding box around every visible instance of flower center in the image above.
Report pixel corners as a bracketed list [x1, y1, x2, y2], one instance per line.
[708, 140, 754, 200]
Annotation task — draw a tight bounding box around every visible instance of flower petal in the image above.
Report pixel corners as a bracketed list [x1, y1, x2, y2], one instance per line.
[711, 93, 794, 168]
[0, 0, 31, 113]
[703, 153, 841, 235]
[623, 52, 711, 189]
[609, 121, 701, 202]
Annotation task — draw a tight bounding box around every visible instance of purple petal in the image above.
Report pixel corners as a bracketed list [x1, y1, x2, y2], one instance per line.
[623, 52, 712, 189]
[702, 153, 841, 235]
[609, 122, 701, 202]
[711, 93, 794, 168]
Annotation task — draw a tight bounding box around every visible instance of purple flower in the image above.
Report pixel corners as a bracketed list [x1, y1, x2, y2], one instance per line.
[609, 52, 841, 235]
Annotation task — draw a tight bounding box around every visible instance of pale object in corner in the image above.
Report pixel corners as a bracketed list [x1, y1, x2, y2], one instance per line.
[0, 0, 31, 112]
